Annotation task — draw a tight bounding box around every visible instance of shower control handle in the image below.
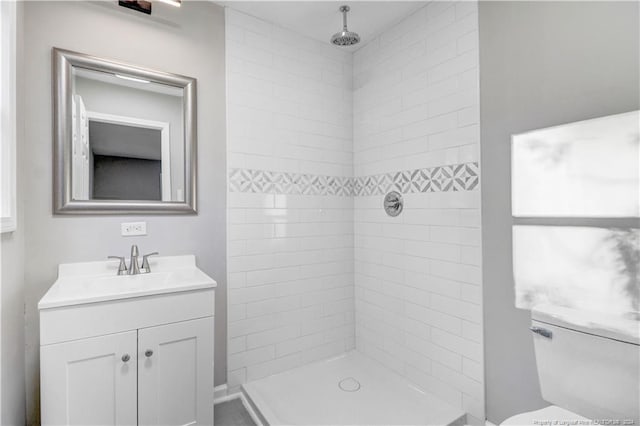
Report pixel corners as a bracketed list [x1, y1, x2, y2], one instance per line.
[530, 326, 552, 339]
[384, 191, 404, 217]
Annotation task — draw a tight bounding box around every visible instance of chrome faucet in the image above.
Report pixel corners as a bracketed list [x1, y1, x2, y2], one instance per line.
[108, 245, 159, 276]
[107, 256, 128, 275]
[129, 245, 140, 275]
[141, 251, 159, 273]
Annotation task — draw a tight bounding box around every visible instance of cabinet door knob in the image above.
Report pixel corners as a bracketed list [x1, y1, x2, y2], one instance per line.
[145, 349, 154, 357]
[121, 354, 130, 362]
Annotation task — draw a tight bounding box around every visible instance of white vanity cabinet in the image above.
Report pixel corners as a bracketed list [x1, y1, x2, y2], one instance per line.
[41, 330, 139, 425]
[137, 317, 215, 425]
[38, 255, 217, 426]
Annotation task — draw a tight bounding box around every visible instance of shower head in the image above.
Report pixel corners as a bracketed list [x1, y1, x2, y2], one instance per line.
[330, 5, 360, 47]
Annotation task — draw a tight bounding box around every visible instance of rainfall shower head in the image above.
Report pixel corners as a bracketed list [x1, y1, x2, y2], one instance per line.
[330, 5, 360, 47]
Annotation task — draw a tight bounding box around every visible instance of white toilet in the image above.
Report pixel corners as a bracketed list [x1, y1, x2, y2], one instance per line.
[501, 304, 640, 425]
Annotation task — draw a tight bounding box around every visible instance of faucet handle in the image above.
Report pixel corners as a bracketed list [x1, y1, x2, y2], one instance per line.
[141, 252, 159, 273]
[107, 256, 128, 275]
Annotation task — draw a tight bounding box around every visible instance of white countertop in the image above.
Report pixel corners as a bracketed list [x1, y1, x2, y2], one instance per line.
[38, 255, 217, 310]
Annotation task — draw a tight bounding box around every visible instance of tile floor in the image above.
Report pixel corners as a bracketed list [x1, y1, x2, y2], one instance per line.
[215, 399, 257, 426]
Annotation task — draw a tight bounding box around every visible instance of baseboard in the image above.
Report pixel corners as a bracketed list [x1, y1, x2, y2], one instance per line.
[214, 385, 264, 426]
[241, 386, 270, 426]
[214, 384, 228, 400]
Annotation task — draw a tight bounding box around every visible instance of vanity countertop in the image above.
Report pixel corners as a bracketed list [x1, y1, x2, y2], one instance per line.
[38, 255, 216, 310]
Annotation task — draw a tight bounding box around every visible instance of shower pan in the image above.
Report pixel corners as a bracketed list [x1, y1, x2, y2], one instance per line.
[242, 352, 466, 426]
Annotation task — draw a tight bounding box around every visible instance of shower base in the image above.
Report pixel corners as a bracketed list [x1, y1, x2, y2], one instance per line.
[242, 350, 466, 426]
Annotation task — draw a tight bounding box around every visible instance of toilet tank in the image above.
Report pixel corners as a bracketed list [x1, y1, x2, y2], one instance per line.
[531, 305, 640, 424]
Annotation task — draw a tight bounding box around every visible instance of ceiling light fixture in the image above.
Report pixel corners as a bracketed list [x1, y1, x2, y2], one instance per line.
[156, 0, 181, 7]
[115, 74, 151, 84]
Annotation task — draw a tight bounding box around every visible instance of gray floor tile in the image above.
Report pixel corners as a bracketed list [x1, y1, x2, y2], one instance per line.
[215, 398, 257, 426]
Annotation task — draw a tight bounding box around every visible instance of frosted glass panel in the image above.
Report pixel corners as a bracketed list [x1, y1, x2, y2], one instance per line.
[512, 111, 640, 217]
[513, 225, 639, 316]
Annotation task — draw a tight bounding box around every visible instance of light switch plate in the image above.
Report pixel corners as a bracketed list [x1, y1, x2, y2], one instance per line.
[121, 222, 147, 236]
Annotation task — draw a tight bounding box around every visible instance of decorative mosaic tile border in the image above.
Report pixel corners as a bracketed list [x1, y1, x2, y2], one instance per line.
[228, 169, 354, 196]
[354, 162, 479, 196]
[228, 162, 479, 197]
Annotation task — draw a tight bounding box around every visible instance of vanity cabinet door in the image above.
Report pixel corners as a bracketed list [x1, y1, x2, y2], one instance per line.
[138, 317, 214, 425]
[40, 330, 137, 426]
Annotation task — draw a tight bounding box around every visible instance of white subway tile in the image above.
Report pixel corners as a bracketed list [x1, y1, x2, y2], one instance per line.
[228, 273, 246, 289]
[430, 294, 482, 323]
[404, 364, 463, 408]
[228, 304, 247, 323]
[230, 285, 274, 305]
[405, 272, 462, 299]
[455, 1, 478, 19]
[229, 336, 247, 355]
[431, 328, 483, 361]
[432, 362, 483, 400]
[247, 325, 300, 349]
[406, 302, 463, 335]
[430, 259, 482, 285]
[228, 240, 246, 257]
[428, 124, 479, 151]
[227, 345, 275, 370]
[275, 332, 325, 357]
[228, 313, 278, 338]
[246, 295, 301, 318]
[460, 283, 482, 304]
[246, 353, 303, 382]
[227, 368, 246, 390]
[464, 397, 485, 424]
[460, 246, 482, 266]
[227, 6, 482, 414]
[430, 226, 481, 246]
[457, 30, 479, 54]
[402, 112, 458, 140]
[427, 50, 478, 84]
[405, 333, 463, 371]
[462, 320, 483, 343]
[463, 357, 484, 383]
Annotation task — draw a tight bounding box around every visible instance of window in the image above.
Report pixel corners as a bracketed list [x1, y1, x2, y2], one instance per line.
[0, 0, 16, 233]
[511, 111, 640, 317]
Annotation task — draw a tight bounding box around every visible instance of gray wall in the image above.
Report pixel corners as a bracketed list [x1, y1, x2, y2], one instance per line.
[1, 2, 26, 424]
[479, 1, 640, 423]
[22, 2, 226, 424]
[92, 155, 162, 201]
[0, 229, 26, 426]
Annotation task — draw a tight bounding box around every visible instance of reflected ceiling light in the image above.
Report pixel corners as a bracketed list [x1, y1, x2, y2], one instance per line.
[115, 74, 151, 84]
[156, 0, 181, 7]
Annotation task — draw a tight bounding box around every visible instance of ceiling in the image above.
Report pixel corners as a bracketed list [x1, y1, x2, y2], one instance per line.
[216, 1, 427, 50]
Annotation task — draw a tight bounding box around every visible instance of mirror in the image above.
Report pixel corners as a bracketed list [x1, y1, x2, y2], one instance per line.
[53, 48, 197, 214]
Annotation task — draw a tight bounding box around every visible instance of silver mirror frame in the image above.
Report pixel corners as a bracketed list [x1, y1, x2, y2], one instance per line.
[53, 47, 197, 214]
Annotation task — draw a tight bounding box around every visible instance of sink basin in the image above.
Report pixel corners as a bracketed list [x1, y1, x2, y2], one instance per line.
[39, 255, 216, 309]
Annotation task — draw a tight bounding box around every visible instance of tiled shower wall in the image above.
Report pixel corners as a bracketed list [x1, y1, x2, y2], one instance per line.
[225, 9, 355, 391]
[353, 2, 484, 424]
[226, 2, 484, 421]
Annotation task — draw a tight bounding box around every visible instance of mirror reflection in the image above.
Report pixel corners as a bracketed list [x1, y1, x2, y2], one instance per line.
[71, 67, 185, 202]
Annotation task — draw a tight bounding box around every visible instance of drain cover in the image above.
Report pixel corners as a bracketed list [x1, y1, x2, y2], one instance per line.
[338, 377, 361, 392]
